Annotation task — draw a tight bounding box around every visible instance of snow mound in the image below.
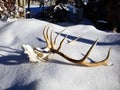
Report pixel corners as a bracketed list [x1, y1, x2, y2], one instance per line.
[0, 19, 120, 90]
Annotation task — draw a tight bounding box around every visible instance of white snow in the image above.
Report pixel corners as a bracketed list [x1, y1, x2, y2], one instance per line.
[0, 19, 120, 90]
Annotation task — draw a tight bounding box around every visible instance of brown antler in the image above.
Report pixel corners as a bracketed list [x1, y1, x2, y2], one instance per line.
[43, 25, 52, 49]
[42, 25, 111, 67]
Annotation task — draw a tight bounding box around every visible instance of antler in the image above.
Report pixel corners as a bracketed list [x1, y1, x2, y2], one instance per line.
[38, 25, 111, 67]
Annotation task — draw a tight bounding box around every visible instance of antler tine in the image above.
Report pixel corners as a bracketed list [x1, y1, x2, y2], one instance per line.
[105, 48, 111, 62]
[101, 48, 111, 65]
[80, 38, 98, 62]
[50, 29, 54, 48]
[68, 36, 81, 44]
[57, 34, 68, 51]
[54, 28, 67, 45]
[43, 25, 51, 49]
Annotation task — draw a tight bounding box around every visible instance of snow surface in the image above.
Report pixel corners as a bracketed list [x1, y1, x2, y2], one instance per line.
[0, 19, 120, 90]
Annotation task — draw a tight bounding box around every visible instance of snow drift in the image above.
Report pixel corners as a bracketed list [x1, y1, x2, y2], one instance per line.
[0, 19, 120, 90]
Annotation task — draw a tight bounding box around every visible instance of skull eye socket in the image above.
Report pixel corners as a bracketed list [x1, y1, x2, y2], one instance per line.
[37, 53, 43, 58]
[34, 49, 43, 58]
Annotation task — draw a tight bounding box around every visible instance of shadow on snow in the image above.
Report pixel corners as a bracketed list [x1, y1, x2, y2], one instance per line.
[0, 46, 29, 65]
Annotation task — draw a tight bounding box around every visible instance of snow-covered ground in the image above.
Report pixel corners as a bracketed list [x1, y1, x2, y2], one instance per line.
[0, 19, 120, 90]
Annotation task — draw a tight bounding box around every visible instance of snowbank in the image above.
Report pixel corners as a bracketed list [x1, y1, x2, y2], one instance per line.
[0, 19, 120, 90]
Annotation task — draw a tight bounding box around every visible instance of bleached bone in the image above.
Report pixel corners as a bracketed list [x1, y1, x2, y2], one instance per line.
[22, 25, 111, 67]
[22, 44, 50, 62]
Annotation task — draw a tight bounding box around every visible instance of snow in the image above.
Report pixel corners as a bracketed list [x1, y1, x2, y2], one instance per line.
[0, 19, 120, 90]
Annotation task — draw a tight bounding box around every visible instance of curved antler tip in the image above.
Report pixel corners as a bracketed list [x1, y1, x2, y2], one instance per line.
[102, 48, 112, 66]
[108, 47, 112, 55]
